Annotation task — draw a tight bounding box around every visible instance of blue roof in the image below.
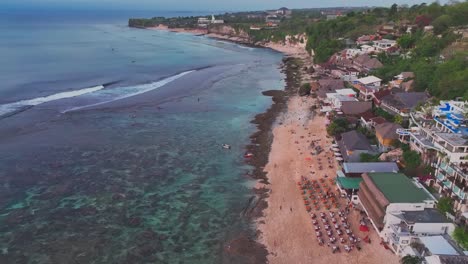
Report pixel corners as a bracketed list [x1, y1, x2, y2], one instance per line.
[343, 162, 399, 174]
[419, 236, 460, 255]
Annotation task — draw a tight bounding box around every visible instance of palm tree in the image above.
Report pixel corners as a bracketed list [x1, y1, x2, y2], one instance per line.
[400, 255, 422, 264]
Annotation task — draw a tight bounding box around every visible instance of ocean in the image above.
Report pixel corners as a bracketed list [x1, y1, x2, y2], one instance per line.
[0, 9, 284, 264]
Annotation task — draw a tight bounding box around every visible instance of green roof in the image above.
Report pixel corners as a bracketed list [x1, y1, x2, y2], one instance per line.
[368, 173, 432, 203]
[337, 177, 363, 189]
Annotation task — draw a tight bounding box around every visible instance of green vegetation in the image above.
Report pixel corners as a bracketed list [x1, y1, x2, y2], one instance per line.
[400, 255, 422, 264]
[360, 153, 381, 162]
[437, 197, 454, 215]
[402, 149, 421, 170]
[299, 83, 311, 96]
[373, 108, 394, 122]
[373, 1, 468, 100]
[326, 118, 349, 136]
[305, 11, 382, 62]
[453, 227, 468, 250]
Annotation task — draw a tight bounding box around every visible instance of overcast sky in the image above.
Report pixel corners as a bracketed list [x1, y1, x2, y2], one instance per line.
[2, 0, 449, 11]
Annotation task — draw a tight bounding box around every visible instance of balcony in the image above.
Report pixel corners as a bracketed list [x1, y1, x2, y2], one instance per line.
[436, 172, 445, 181]
[439, 162, 456, 176]
[390, 224, 411, 236]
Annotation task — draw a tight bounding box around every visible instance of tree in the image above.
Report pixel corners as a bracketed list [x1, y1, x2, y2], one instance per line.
[453, 227, 468, 250]
[437, 197, 454, 214]
[397, 34, 416, 50]
[432, 15, 452, 35]
[415, 15, 431, 27]
[299, 83, 311, 96]
[326, 118, 349, 136]
[389, 3, 398, 18]
[400, 255, 422, 264]
[402, 150, 421, 169]
[394, 115, 403, 125]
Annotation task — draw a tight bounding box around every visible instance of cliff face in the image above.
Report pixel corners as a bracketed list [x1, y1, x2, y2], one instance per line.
[207, 25, 251, 42]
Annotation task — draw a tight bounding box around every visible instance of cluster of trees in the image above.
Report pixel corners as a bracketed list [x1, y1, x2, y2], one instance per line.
[326, 118, 350, 136]
[436, 197, 454, 214]
[128, 17, 198, 28]
[401, 144, 422, 170]
[453, 227, 468, 250]
[373, 1, 468, 100]
[305, 11, 382, 63]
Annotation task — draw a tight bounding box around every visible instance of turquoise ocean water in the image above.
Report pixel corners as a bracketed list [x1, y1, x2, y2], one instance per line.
[0, 10, 284, 264]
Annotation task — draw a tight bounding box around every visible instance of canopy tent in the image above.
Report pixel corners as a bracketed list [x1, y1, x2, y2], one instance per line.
[359, 225, 370, 232]
[336, 177, 362, 190]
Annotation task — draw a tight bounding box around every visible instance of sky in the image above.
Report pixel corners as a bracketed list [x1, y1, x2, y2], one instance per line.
[2, 0, 450, 11]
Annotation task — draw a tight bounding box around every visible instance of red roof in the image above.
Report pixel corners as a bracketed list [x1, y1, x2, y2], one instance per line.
[372, 89, 391, 105]
[370, 117, 387, 125]
[360, 110, 377, 121]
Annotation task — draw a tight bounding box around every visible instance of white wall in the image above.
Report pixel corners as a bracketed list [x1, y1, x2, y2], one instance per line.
[386, 203, 431, 213]
[413, 222, 455, 235]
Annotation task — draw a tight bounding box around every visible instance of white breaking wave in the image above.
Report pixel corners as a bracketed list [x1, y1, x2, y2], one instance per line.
[0, 85, 104, 116]
[0, 70, 195, 117]
[63, 70, 194, 113]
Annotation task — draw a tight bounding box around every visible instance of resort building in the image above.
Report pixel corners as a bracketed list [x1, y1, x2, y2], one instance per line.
[396, 100, 468, 215]
[383, 209, 456, 256]
[358, 172, 443, 254]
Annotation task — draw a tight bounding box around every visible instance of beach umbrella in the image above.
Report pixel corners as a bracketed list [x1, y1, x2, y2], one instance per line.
[334, 152, 342, 156]
[332, 144, 339, 148]
[335, 157, 344, 161]
[332, 147, 340, 152]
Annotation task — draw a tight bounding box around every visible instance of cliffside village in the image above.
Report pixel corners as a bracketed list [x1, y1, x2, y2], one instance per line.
[304, 15, 468, 262]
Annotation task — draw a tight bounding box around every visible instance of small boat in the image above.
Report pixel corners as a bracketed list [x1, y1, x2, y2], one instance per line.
[244, 153, 253, 158]
[222, 144, 231, 149]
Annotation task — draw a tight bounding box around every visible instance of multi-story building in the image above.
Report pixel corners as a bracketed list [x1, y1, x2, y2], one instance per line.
[396, 100, 468, 215]
[357, 173, 457, 256]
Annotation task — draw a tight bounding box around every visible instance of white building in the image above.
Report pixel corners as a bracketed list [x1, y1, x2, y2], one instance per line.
[360, 44, 375, 54]
[373, 39, 398, 53]
[382, 209, 455, 255]
[396, 100, 468, 215]
[345, 48, 364, 59]
[357, 76, 382, 87]
[353, 76, 382, 101]
[326, 89, 358, 109]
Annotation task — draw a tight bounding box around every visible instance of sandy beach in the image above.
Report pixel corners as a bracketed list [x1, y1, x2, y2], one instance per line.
[257, 95, 400, 264]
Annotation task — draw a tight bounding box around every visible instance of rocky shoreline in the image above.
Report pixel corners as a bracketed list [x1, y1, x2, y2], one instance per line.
[221, 56, 303, 263]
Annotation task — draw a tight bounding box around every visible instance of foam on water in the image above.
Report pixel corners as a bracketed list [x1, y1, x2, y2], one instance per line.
[0, 85, 104, 116]
[63, 70, 194, 113]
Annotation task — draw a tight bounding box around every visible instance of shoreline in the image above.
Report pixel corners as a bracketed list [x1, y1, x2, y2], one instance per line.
[144, 25, 310, 58]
